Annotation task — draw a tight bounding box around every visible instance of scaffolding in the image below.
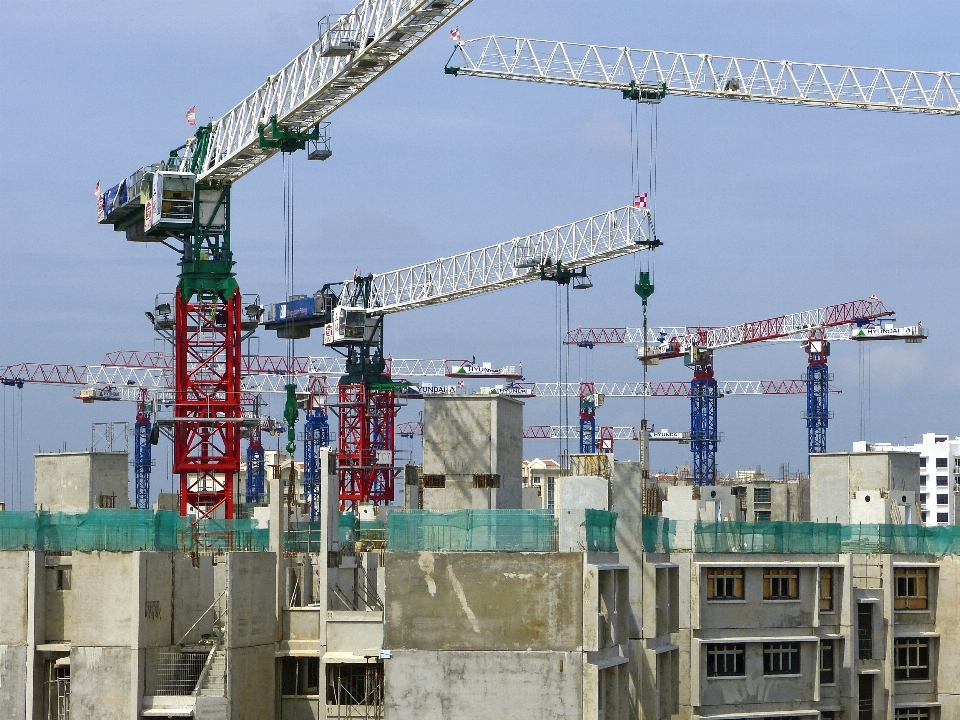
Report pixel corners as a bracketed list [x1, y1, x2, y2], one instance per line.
[44, 659, 70, 720]
[326, 660, 384, 719]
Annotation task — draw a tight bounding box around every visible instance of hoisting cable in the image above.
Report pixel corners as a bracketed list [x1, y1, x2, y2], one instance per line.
[282, 153, 299, 474]
[632, 100, 658, 479]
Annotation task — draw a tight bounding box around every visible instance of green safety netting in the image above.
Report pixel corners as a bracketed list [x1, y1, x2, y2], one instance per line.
[182, 518, 270, 553]
[641, 516, 676, 553]
[285, 522, 323, 553]
[387, 509, 557, 552]
[0, 510, 270, 553]
[584, 509, 619, 552]
[694, 521, 960, 557]
[339, 511, 356, 547]
[695, 521, 841, 554]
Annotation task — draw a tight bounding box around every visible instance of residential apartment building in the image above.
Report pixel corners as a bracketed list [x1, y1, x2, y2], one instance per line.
[855, 434, 960, 527]
[523, 458, 563, 511]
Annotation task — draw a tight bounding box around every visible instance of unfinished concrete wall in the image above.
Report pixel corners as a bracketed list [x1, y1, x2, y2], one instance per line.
[34, 452, 130, 512]
[325, 611, 382, 657]
[71, 552, 139, 647]
[556, 476, 608, 552]
[224, 552, 277, 648]
[173, 554, 215, 644]
[385, 552, 583, 651]
[0, 643, 27, 719]
[611, 462, 646, 640]
[384, 650, 583, 720]
[0, 552, 30, 720]
[810, 452, 921, 524]
[935, 555, 960, 715]
[0, 551, 30, 645]
[224, 552, 277, 720]
[70, 645, 136, 720]
[422, 396, 523, 510]
[228, 644, 275, 720]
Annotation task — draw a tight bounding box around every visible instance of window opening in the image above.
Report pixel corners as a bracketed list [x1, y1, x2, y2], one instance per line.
[705, 643, 745, 677]
[857, 604, 873, 660]
[858, 673, 874, 720]
[763, 642, 800, 675]
[764, 567, 799, 600]
[894, 638, 930, 681]
[820, 641, 835, 684]
[819, 568, 834, 611]
[894, 568, 928, 610]
[706, 568, 744, 600]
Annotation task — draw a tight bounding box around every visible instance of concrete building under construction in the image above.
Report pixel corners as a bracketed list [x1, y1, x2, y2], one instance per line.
[2, 395, 960, 720]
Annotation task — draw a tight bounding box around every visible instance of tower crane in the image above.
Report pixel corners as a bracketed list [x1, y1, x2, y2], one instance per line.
[565, 315, 925, 457]
[397, 377, 839, 459]
[1, 350, 508, 517]
[96, 0, 475, 520]
[265, 205, 657, 507]
[619, 297, 920, 485]
[445, 36, 960, 115]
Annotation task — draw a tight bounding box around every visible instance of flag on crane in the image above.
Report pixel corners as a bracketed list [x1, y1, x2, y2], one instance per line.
[95, 180, 104, 222]
[457, 380, 465, 389]
[186, 107, 197, 126]
[869, 294, 879, 301]
[634, 193, 648, 208]
[449, 27, 461, 42]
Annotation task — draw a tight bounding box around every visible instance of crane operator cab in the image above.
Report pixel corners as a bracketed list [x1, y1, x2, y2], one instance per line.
[324, 306, 381, 347]
[143, 171, 196, 233]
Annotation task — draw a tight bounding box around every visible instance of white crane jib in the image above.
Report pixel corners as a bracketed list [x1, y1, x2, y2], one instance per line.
[180, 0, 474, 183]
[339, 205, 654, 315]
[447, 36, 960, 115]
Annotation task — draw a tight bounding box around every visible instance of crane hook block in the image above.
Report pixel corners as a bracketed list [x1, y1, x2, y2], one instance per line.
[284, 383, 299, 455]
[635, 271, 654, 306]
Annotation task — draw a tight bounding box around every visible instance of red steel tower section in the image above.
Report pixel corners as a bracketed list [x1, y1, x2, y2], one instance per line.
[174, 287, 243, 519]
[337, 383, 397, 509]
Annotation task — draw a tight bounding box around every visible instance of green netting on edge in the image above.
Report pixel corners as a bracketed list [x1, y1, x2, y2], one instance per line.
[584, 509, 618, 552]
[285, 522, 322, 553]
[641, 516, 676, 553]
[839, 524, 960, 556]
[339, 512, 356, 547]
[696, 521, 841, 554]
[387, 509, 557, 552]
[181, 518, 269, 553]
[694, 521, 960, 557]
[0, 510, 270, 553]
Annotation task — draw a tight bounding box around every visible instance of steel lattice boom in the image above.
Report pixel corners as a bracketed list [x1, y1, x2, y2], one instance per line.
[176, 0, 474, 183]
[565, 325, 857, 347]
[339, 206, 653, 314]
[640, 298, 893, 361]
[449, 36, 960, 115]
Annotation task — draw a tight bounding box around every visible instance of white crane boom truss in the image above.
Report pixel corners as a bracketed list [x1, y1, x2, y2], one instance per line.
[569, 324, 858, 347]
[530, 379, 824, 397]
[526, 426, 686, 441]
[175, 0, 473, 183]
[449, 36, 960, 115]
[638, 298, 893, 360]
[340, 206, 652, 314]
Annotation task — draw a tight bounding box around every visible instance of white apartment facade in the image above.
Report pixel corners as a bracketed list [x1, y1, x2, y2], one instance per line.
[856, 434, 960, 527]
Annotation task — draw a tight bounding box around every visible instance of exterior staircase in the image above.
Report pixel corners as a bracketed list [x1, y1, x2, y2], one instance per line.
[196, 648, 227, 697]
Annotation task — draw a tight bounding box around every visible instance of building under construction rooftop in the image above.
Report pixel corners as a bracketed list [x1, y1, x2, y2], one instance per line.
[3, 395, 960, 720]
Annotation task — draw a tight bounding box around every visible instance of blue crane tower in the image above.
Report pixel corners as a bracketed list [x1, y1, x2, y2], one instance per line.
[133, 390, 152, 509]
[804, 330, 831, 455]
[302, 377, 330, 521]
[687, 348, 719, 486]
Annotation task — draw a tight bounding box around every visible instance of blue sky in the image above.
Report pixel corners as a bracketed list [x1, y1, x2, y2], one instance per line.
[1, 1, 958, 508]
